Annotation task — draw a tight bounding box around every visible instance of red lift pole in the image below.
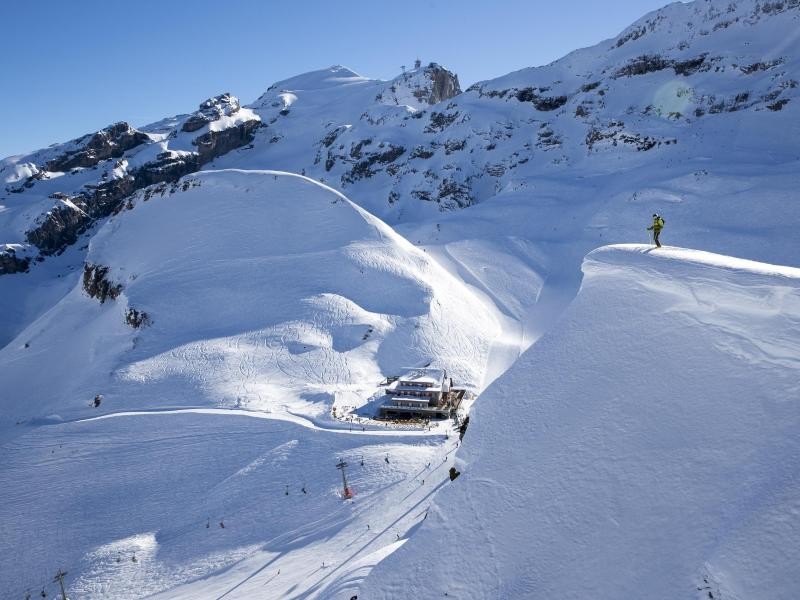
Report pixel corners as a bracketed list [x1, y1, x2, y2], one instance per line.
[336, 459, 353, 499]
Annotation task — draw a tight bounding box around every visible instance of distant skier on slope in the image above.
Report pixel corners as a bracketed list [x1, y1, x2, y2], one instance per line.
[647, 213, 665, 248]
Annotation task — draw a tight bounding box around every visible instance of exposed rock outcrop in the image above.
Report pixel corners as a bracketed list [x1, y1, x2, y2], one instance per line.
[125, 307, 150, 328]
[424, 110, 460, 133]
[82, 263, 122, 303]
[134, 153, 200, 188]
[26, 203, 89, 253]
[414, 63, 461, 105]
[46, 122, 150, 172]
[194, 118, 261, 162]
[614, 54, 715, 78]
[0, 247, 31, 275]
[21, 96, 260, 258]
[515, 88, 569, 111]
[182, 93, 242, 132]
[26, 177, 137, 253]
[341, 143, 405, 184]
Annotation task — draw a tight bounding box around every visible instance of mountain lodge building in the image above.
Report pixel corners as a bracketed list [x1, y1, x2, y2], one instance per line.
[378, 368, 461, 419]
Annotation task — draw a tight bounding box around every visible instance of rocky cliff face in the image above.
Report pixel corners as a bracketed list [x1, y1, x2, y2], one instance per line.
[25, 176, 140, 254]
[0, 245, 30, 274]
[195, 118, 260, 163]
[1, 94, 260, 266]
[182, 92, 242, 132]
[45, 122, 151, 172]
[415, 63, 461, 105]
[371, 63, 461, 110]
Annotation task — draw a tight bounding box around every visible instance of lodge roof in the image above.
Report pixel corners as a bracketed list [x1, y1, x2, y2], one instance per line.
[396, 367, 445, 386]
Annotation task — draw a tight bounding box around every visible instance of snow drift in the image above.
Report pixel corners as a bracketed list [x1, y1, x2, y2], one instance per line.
[360, 244, 800, 600]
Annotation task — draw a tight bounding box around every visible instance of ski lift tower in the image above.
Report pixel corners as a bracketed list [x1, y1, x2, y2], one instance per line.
[54, 569, 68, 600]
[336, 459, 354, 499]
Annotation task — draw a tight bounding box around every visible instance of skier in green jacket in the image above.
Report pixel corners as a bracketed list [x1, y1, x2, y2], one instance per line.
[647, 213, 664, 247]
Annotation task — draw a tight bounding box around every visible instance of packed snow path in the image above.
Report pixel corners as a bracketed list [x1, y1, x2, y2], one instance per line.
[74, 406, 447, 437]
[1, 410, 464, 599]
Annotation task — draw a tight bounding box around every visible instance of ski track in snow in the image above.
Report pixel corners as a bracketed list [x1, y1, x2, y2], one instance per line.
[71, 407, 444, 438]
[1, 407, 462, 600]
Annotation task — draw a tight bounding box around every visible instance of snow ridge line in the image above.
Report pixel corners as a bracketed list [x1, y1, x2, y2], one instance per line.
[585, 244, 800, 279]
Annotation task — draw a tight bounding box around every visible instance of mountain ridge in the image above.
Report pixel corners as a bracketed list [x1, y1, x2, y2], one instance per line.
[2, 0, 798, 276]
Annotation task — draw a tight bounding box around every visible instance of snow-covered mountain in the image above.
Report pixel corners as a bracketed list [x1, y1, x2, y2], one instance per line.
[0, 63, 459, 273]
[1, 0, 799, 598]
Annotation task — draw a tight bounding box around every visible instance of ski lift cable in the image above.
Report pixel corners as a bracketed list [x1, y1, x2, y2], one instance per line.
[14, 450, 367, 597]
[15, 574, 62, 600]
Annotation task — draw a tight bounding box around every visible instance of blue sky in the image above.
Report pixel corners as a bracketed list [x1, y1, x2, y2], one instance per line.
[0, 0, 677, 158]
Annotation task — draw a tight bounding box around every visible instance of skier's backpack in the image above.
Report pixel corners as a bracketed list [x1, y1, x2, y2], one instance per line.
[657, 216, 665, 227]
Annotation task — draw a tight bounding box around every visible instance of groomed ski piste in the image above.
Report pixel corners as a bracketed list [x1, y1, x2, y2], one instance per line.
[361, 244, 800, 600]
[0, 170, 507, 599]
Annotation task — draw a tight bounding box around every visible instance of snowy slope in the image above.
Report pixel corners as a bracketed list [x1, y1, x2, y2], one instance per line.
[0, 0, 799, 597]
[209, 0, 800, 226]
[2, 402, 462, 599]
[0, 169, 500, 425]
[360, 245, 800, 599]
[0, 170, 503, 598]
[212, 0, 800, 361]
